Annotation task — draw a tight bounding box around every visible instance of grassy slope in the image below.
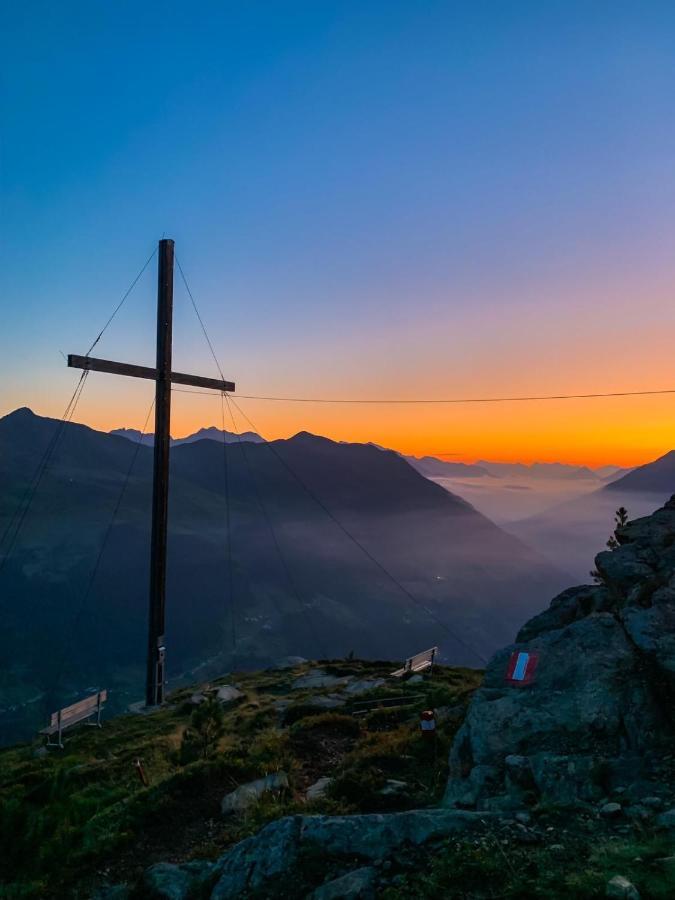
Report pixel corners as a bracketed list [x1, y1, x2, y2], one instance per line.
[0, 660, 479, 898]
[2, 660, 675, 900]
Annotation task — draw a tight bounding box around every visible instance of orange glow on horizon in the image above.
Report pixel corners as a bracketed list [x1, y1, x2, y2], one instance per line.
[19, 387, 671, 470]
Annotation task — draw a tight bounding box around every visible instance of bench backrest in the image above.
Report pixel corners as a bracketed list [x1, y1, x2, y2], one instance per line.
[50, 690, 107, 728]
[406, 647, 437, 668]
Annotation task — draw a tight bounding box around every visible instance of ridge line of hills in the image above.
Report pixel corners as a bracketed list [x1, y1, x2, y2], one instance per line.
[0, 406, 570, 745]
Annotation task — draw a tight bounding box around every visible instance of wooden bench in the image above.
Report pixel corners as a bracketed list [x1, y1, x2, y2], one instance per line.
[390, 647, 438, 679]
[40, 690, 107, 748]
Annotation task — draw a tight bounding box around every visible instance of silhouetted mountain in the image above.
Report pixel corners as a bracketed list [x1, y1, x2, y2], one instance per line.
[605, 449, 675, 494]
[0, 408, 568, 742]
[506, 450, 675, 581]
[477, 460, 611, 481]
[404, 455, 490, 479]
[110, 425, 263, 446]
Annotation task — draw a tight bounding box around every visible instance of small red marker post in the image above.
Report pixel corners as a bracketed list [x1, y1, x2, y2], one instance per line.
[133, 758, 149, 787]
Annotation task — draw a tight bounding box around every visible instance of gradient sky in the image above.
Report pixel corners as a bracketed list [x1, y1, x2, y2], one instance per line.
[2, 1, 675, 466]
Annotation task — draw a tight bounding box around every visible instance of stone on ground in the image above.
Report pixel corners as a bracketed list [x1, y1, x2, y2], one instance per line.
[600, 802, 623, 818]
[656, 808, 675, 830]
[306, 694, 347, 710]
[311, 866, 377, 900]
[306, 776, 333, 801]
[343, 678, 385, 695]
[215, 685, 244, 704]
[606, 874, 640, 899]
[142, 861, 213, 899]
[292, 669, 350, 691]
[221, 772, 289, 814]
[379, 779, 408, 796]
[273, 655, 308, 669]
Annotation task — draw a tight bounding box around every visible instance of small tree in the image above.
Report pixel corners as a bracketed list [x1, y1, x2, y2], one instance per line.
[180, 697, 225, 762]
[606, 507, 629, 550]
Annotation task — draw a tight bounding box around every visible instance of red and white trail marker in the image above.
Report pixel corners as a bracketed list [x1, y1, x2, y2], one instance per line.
[505, 650, 539, 686]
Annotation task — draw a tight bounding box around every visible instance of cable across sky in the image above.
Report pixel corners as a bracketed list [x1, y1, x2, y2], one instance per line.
[171, 386, 675, 405]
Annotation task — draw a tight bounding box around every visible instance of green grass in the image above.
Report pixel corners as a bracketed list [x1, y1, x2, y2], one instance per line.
[4, 659, 675, 899]
[0, 659, 477, 898]
[380, 834, 675, 899]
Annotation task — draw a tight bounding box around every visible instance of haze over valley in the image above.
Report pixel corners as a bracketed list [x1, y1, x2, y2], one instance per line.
[0, 407, 570, 743]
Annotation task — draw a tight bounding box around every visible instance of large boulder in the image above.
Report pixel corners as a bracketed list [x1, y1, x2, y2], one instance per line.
[209, 810, 502, 898]
[444, 497, 675, 810]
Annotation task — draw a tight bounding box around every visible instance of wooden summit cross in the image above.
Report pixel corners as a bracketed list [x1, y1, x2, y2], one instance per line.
[68, 239, 235, 707]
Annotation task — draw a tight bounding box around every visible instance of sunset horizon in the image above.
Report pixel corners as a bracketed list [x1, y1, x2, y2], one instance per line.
[5, 6, 675, 894]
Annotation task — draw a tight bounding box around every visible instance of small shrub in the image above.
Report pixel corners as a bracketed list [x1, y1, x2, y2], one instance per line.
[180, 698, 225, 763]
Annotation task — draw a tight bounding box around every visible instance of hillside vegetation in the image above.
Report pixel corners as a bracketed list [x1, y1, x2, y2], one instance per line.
[0, 659, 479, 898]
[2, 656, 675, 898]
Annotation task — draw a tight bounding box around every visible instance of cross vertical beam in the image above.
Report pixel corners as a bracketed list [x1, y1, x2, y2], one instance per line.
[147, 238, 174, 706]
[68, 238, 235, 710]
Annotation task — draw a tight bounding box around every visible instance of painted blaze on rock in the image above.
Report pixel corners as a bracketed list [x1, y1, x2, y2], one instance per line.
[504, 650, 539, 685]
[444, 496, 675, 811]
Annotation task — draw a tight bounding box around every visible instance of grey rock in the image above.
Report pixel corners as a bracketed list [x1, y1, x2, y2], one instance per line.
[624, 804, 650, 821]
[514, 827, 541, 845]
[221, 771, 289, 814]
[142, 861, 213, 899]
[311, 866, 377, 899]
[606, 874, 640, 899]
[211, 815, 302, 899]
[504, 755, 534, 790]
[215, 685, 244, 704]
[343, 678, 386, 696]
[292, 669, 350, 691]
[595, 544, 655, 597]
[600, 802, 623, 818]
[656, 808, 675, 830]
[379, 779, 408, 796]
[273, 656, 308, 669]
[306, 694, 347, 710]
[642, 796, 663, 809]
[91, 887, 131, 900]
[444, 496, 675, 811]
[210, 810, 504, 899]
[307, 776, 333, 801]
[517, 585, 611, 642]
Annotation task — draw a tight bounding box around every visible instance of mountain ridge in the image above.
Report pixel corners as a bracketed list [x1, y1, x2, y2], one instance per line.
[0, 407, 568, 743]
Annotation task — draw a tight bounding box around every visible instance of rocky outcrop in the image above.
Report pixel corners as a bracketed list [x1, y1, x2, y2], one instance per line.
[139, 810, 502, 899]
[444, 496, 675, 810]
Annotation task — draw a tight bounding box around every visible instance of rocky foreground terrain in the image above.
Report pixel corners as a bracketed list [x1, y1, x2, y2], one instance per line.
[4, 498, 675, 898]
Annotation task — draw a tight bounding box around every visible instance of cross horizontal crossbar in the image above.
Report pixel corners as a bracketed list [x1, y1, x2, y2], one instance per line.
[68, 354, 235, 393]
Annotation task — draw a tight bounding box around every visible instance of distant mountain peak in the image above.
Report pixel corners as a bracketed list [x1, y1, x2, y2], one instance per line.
[2, 406, 36, 421]
[110, 424, 264, 446]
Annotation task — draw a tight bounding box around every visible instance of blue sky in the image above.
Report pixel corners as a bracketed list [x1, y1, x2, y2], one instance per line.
[3, 2, 675, 463]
